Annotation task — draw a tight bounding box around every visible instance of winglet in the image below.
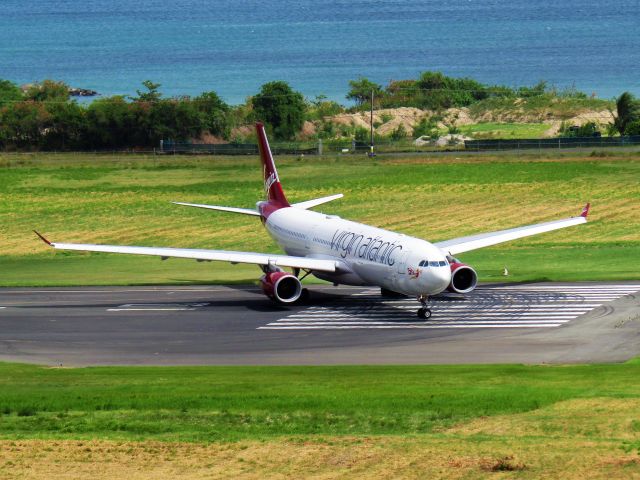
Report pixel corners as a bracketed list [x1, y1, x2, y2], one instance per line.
[33, 230, 52, 246]
[580, 202, 591, 219]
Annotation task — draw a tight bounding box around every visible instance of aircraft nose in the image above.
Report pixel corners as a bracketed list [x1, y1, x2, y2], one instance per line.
[429, 266, 451, 293]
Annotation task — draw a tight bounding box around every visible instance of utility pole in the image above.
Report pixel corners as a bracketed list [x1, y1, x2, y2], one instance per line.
[368, 89, 376, 157]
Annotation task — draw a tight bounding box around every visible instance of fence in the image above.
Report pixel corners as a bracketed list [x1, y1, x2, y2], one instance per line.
[464, 136, 640, 151]
[162, 136, 640, 155]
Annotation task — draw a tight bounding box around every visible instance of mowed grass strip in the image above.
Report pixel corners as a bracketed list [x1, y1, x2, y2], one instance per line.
[2, 362, 640, 478]
[1, 428, 639, 479]
[1, 151, 639, 285]
[2, 361, 640, 441]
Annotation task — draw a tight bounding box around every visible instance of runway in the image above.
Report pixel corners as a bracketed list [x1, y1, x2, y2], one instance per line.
[0, 282, 639, 365]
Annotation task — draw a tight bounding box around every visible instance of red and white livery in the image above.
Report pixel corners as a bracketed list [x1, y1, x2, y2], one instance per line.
[36, 123, 590, 318]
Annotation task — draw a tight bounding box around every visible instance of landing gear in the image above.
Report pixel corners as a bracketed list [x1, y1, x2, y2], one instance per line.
[417, 294, 432, 320]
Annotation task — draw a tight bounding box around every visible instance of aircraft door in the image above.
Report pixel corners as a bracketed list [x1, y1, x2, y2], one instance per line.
[396, 249, 409, 274]
[305, 225, 317, 250]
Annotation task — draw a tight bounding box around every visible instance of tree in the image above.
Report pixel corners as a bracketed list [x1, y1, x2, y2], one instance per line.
[614, 92, 640, 135]
[0, 101, 51, 149]
[43, 101, 86, 150]
[134, 80, 162, 103]
[0, 79, 23, 107]
[251, 81, 306, 140]
[193, 91, 231, 139]
[25, 80, 69, 102]
[346, 77, 382, 106]
[85, 96, 138, 148]
[416, 71, 484, 109]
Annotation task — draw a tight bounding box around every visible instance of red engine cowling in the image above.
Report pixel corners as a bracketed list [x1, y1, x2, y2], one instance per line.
[448, 262, 478, 294]
[260, 271, 303, 304]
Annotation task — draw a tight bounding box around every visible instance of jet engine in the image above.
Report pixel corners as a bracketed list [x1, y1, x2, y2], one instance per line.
[448, 262, 478, 294]
[260, 271, 303, 304]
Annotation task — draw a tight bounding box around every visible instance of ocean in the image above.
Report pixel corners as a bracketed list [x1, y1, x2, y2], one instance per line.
[1, 0, 638, 104]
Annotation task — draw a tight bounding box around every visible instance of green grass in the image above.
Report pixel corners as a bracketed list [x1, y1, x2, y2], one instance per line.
[1, 151, 639, 286]
[469, 95, 613, 120]
[1, 361, 640, 441]
[457, 122, 551, 139]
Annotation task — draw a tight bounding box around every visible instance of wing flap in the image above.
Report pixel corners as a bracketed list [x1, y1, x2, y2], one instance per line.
[435, 204, 589, 255]
[45, 241, 337, 272]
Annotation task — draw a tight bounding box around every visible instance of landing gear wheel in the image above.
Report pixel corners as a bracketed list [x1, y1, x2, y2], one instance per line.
[417, 308, 432, 320]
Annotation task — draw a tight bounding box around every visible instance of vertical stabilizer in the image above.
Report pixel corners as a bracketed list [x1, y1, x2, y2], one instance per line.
[256, 122, 290, 206]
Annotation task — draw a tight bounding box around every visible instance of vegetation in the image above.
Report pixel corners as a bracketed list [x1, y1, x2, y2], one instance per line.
[346, 77, 383, 105]
[0, 150, 638, 286]
[251, 81, 306, 140]
[0, 79, 234, 151]
[458, 122, 551, 139]
[0, 360, 639, 440]
[614, 92, 640, 135]
[1, 361, 640, 477]
[0, 73, 628, 150]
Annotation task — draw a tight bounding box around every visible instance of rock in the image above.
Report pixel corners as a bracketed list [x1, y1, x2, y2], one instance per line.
[434, 134, 473, 147]
[413, 135, 431, 146]
[68, 87, 98, 97]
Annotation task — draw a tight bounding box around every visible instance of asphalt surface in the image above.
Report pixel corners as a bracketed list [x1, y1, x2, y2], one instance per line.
[0, 282, 639, 366]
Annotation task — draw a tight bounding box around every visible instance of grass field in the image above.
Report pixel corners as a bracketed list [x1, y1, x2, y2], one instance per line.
[1, 150, 638, 286]
[457, 122, 551, 139]
[1, 361, 640, 478]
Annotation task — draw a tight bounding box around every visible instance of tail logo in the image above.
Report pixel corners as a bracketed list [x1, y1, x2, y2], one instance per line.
[265, 170, 278, 195]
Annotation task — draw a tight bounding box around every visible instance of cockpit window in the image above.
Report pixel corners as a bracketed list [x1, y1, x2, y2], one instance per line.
[419, 260, 427, 267]
[439, 260, 447, 266]
[429, 261, 439, 267]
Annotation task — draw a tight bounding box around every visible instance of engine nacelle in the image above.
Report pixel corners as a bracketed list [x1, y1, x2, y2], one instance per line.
[448, 262, 478, 294]
[260, 271, 303, 304]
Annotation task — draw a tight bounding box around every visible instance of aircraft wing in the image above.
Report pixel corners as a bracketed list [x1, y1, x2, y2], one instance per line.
[434, 203, 590, 255]
[33, 232, 337, 272]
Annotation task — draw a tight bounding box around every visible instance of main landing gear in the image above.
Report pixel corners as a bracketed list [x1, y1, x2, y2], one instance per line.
[417, 294, 432, 319]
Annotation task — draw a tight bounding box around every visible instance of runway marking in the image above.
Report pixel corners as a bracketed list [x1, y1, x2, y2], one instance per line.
[260, 284, 640, 331]
[108, 303, 208, 312]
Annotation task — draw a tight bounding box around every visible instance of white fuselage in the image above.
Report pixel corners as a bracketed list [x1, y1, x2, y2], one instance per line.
[262, 206, 452, 296]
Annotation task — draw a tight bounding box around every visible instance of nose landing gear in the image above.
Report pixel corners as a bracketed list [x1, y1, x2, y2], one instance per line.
[417, 294, 432, 319]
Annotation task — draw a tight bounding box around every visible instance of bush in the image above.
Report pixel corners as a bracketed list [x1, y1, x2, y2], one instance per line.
[625, 120, 640, 136]
[390, 124, 407, 140]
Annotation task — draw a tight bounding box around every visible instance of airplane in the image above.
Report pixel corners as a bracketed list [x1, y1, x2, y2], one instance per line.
[35, 122, 590, 319]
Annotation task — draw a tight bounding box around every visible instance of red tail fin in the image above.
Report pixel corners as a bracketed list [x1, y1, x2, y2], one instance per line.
[256, 122, 290, 206]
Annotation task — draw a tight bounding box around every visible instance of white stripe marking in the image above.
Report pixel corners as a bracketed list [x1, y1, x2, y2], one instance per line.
[273, 320, 570, 325]
[108, 308, 196, 312]
[108, 302, 207, 312]
[259, 324, 562, 329]
[288, 313, 579, 318]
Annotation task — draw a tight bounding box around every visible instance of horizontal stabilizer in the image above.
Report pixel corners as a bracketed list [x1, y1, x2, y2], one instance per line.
[172, 202, 260, 216]
[292, 194, 343, 210]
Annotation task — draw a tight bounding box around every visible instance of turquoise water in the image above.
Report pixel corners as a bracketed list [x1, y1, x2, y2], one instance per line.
[1, 0, 638, 103]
